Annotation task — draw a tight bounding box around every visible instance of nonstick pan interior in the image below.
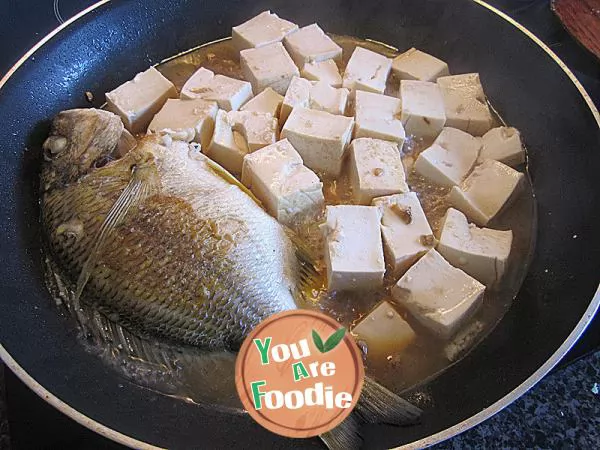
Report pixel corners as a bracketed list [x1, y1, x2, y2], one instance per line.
[0, 0, 599, 448]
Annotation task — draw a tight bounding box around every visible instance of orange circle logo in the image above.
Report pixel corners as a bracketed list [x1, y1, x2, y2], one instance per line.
[235, 310, 364, 438]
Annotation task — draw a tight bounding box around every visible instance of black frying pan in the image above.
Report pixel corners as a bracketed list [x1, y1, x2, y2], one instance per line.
[1, 0, 599, 448]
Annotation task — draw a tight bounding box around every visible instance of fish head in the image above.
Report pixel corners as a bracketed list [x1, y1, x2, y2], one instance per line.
[42, 108, 124, 189]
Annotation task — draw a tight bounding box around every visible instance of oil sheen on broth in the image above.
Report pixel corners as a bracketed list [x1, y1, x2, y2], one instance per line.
[59, 35, 536, 408]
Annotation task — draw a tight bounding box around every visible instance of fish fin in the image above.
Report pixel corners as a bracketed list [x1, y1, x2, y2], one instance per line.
[319, 413, 362, 450]
[73, 159, 160, 309]
[202, 155, 262, 206]
[72, 302, 240, 410]
[355, 375, 422, 425]
[287, 230, 325, 295]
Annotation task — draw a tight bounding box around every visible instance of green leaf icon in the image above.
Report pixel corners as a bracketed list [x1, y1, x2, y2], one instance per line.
[323, 327, 346, 352]
[312, 327, 347, 353]
[312, 329, 325, 352]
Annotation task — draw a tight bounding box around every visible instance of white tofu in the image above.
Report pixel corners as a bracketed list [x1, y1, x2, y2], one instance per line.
[105, 66, 177, 134]
[478, 126, 525, 167]
[321, 205, 385, 291]
[372, 192, 435, 277]
[437, 73, 494, 136]
[283, 24, 342, 67]
[228, 110, 278, 152]
[301, 59, 342, 87]
[181, 72, 253, 112]
[232, 11, 299, 52]
[309, 81, 349, 116]
[240, 43, 299, 96]
[399, 80, 446, 138]
[240, 87, 284, 117]
[280, 76, 313, 124]
[342, 46, 392, 94]
[354, 91, 405, 146]
[281, 107, 354, 176]
[391, 48, 449, 82]
[180, 67, 215, 100]
[351, 301, 416, 361]
[392, 248, 485, 338]
[281, 78, 348, 122]
[242, 139, 324, 225]
[205, 110, 248, 175]
[437, 208, 513, 286]
[242, 138, 302, 187]
[115, 129, 137, 158]
[147, 99, 218, 148]
[348, 138, 408, 205]
[449, 159, 524, 226]
[414, 127, 481, 187]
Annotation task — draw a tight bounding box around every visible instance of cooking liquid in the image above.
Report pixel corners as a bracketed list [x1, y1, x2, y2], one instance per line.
[45, 36, 536, 410]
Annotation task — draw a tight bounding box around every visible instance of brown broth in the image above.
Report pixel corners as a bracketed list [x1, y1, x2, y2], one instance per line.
[46, 35, 536, 409]
[156, 36, 537, 397]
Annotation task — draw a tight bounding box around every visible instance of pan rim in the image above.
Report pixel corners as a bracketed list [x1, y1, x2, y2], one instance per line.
[0, 0, 599, 449]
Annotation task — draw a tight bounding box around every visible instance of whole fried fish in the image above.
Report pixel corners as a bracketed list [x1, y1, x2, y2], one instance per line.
[42, 108, 299, 349]
[41, 108, 420, 449]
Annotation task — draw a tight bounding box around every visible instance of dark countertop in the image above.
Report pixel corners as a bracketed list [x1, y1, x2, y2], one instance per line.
[433, 351, 600, 448]
[1, 0, 599, 449]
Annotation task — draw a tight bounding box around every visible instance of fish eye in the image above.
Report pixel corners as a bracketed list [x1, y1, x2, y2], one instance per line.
[42, 135, 67, 160]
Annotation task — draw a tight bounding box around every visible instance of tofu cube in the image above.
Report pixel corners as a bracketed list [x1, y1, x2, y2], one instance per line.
[414, 127, 481, 187]
[242, 138, 302, 187]
[242, 139, 324, 225]
[342, 46, 392, 94]
[449, 159, 524, 226]
[301, 59, 342, 87]
[232, 11, 299, 52]
[321, 205, 385, 291]
[105, 66, 177, 134]
[281, 107, 354, 176]
[283, 24, 342, 67]
[240, 87, 284, 117]
[205, 110, 248, 175]
[180, 67, 215, 100]
[280, 76, 313, 124]
[147, 99, 218, 148]
[437, 73, 494, 136]
[281, 78, 348, 122]
[181, 71, 253, 112]
[391, 48, 449, 82]
[309, 81, 349, 116]
[399, 80, 446, 138]
[392, 248, 485, 338]
[115, 129, 137, 158]
[228, 110, 278, 152]
[437, 208, 513, 286]
[351, 301, 416, 361]
[354, 91, 405, 146]
[372, 192, 435, 277]
[478, 126, 525, 167]
[348, 138, 409, 205]
[240, 43, 299, 96]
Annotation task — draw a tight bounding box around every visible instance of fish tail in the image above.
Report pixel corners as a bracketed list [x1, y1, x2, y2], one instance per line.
[319, 413, 362, 450]
[319, 376, 422, 449]
[356, 376, 422, 425]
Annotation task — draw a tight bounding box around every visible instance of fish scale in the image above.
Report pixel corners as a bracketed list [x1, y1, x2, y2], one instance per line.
[42, 109, 298, 349]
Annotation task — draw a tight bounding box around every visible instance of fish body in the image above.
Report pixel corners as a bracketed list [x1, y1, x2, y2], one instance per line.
[41, 109, 421, 448]
[42, 109, 297, 349]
